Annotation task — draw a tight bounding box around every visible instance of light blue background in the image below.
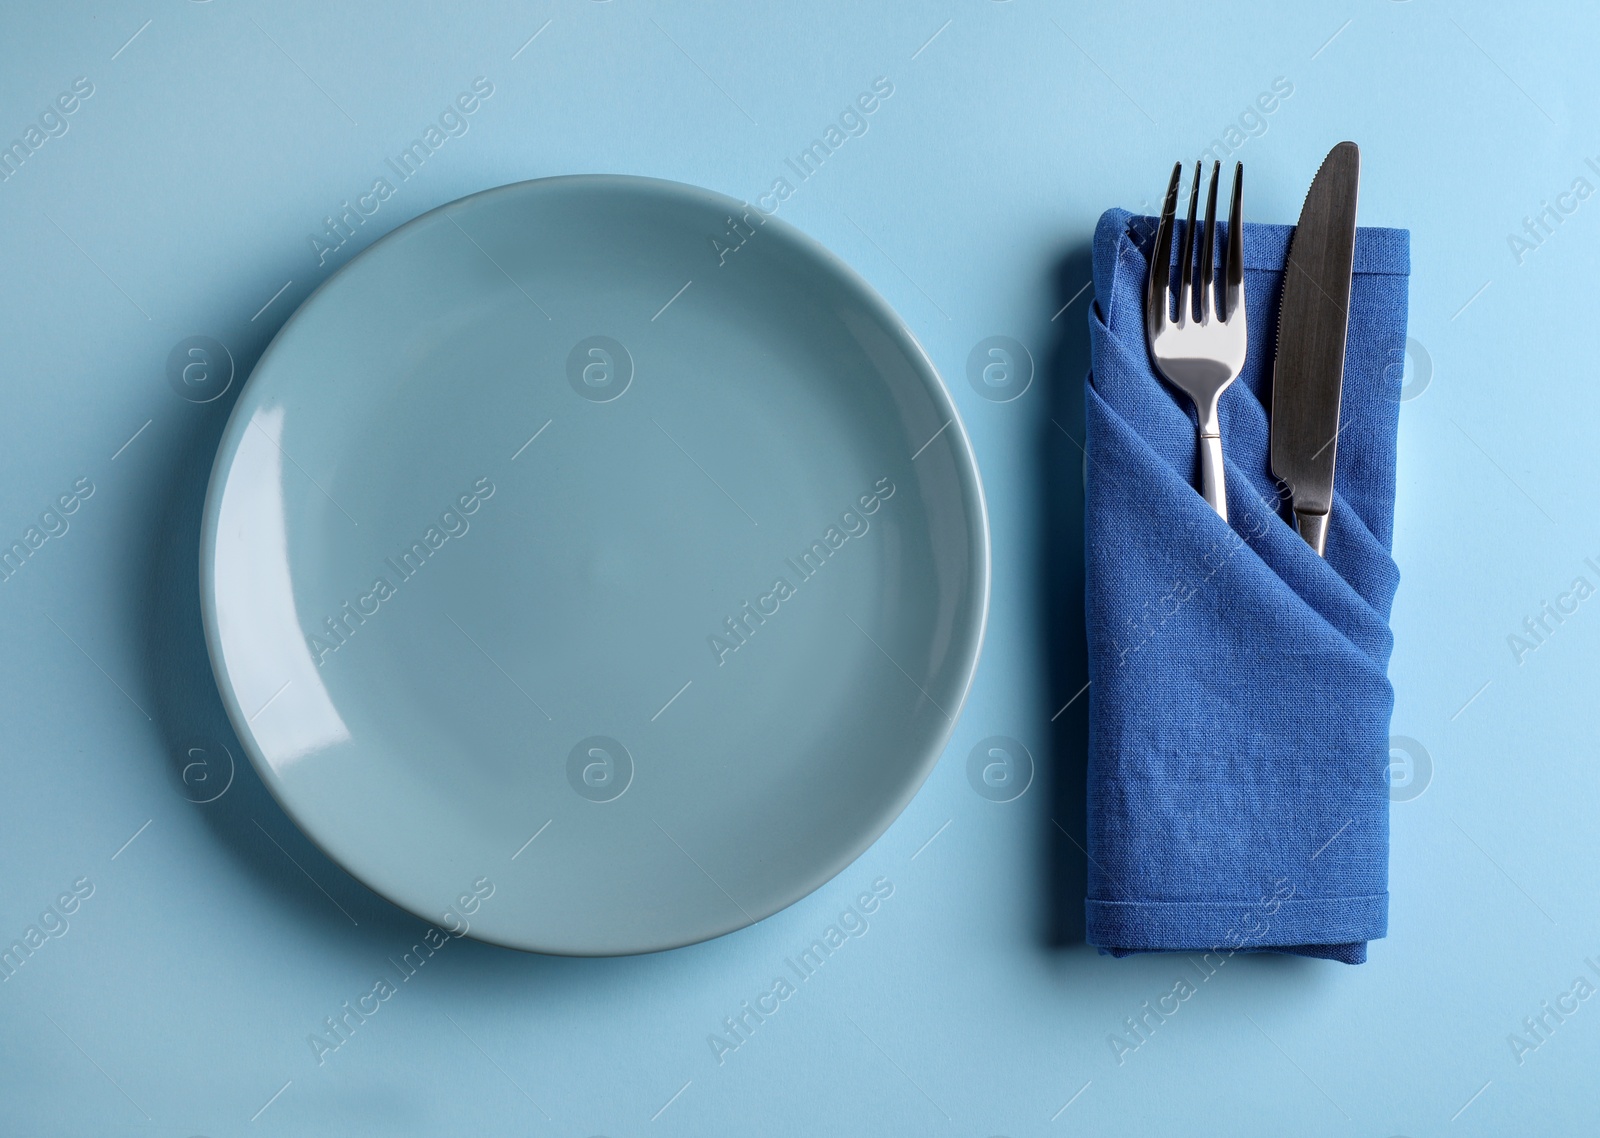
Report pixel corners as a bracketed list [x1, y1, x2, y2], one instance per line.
[1, 1, 1594, 1134]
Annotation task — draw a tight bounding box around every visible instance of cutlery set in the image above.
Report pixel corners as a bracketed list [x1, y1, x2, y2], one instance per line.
[1098, 139, 1405, 967]
[1146, 142, 1362, 554]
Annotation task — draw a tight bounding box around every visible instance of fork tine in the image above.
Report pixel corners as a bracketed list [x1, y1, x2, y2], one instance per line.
[1223, 162, 1244, 322]
[1147, 162, 1182, 339]
[1176, 161, 1200, 324]
[1199, 162, 1219, 322]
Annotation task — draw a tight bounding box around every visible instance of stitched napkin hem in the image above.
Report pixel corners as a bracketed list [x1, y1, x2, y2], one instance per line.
[1086, 894, 1388, 954]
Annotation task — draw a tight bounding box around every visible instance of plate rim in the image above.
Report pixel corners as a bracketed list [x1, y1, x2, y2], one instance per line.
[200, 173, 991, 956]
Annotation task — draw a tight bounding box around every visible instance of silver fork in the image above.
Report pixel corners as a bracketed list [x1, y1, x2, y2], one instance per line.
[1145, 160, 1246, 520]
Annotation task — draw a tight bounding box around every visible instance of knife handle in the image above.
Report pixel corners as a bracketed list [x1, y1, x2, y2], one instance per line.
[1294, 510, 1329, 556]
[1197, 430, 1227, 521]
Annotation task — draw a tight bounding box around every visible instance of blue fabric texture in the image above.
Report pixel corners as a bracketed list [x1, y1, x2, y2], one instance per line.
[1083, 208, 1411, 964]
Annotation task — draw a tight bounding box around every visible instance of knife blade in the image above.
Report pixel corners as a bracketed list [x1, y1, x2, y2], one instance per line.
[1270, 141, 1360, 556]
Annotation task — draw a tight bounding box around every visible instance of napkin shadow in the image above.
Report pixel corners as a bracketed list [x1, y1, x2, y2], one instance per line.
[1038, 244, 1095, 951]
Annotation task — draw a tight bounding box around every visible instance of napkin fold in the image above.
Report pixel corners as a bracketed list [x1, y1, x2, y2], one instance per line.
[1083, 208, 1410, 964]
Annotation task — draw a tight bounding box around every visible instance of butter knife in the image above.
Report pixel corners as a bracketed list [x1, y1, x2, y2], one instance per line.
[1270, 141, 1360, 556]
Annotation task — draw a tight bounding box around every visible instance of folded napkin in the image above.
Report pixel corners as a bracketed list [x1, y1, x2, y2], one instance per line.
[1083, 208, 1410, 964]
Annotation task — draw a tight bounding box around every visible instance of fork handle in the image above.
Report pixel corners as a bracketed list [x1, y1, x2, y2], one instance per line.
[1197, 430, 1227, 521]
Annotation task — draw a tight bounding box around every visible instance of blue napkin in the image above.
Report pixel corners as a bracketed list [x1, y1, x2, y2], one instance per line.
[1083, 208, 1410, 964]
